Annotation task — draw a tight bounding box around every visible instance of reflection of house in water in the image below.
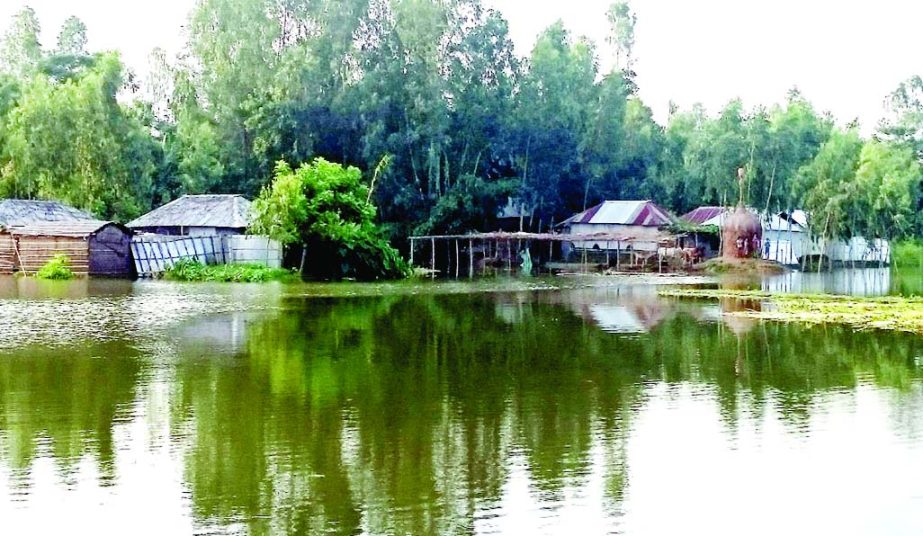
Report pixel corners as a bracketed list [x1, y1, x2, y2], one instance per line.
[541, 286, 672, 334]
[762, 267, 892, 297]
[173, 312, 254, 355]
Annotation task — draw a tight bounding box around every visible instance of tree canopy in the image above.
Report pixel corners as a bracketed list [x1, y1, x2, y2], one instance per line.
[0, 1, 921, 244]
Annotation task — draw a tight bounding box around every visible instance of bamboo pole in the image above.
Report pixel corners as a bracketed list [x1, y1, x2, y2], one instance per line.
[455, 239, 460, 278]
[469, 238, 474, 278]
[410, 238, 414, 267]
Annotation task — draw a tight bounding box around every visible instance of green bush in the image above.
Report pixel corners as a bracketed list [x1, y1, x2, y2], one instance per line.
[35, 253, 76, 280]
[164, 259, 297, 283]
[893, 240, 923, 270]
[251, 158, 410, 280]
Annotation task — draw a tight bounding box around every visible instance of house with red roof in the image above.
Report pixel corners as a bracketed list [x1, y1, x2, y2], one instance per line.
[558, 200, 675, 252]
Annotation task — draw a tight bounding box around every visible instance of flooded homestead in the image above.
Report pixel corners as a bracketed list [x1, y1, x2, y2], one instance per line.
[1, 270, 923, 535]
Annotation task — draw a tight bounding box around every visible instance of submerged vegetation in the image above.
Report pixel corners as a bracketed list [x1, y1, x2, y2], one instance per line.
[660, 289, 923, 334]
[34, 253, 75, 280]
[163, 259, 296, 283]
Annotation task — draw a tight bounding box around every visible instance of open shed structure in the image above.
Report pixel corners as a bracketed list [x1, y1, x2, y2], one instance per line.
[127, 194, 252, 236]
[1, 221, 134, 277]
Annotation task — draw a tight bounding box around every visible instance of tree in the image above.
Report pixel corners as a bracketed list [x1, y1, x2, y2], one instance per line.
[0, 53, 157, 220]
[0, 7, 42, 78]
[879, 76, 923, 158]
[606, 1, 637, 75]
[56, 16, 89, 56]
[792, 129, 863, 240]
[853, 141, 921, 239]
[251, 158, 409, 280]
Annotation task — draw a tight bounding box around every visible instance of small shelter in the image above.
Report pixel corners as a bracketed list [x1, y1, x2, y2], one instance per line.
[1, 220, 134, 276]
[127, 194, 252, 236]
[558, 200, 674, 252]
[682, 206, 726, 227]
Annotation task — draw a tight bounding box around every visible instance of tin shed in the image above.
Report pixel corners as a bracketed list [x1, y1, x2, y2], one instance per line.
[127, 194, 252, 236]
[4, 221, 134, 277]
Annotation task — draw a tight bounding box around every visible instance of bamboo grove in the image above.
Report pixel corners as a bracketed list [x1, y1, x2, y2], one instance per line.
[1, 1, 923, 244]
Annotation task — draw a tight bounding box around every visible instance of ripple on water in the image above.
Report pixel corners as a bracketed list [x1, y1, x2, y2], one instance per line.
[0, 284, 283, 350]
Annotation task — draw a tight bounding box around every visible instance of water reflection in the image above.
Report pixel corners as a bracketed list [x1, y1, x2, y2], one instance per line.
[2, 284, 923, 534]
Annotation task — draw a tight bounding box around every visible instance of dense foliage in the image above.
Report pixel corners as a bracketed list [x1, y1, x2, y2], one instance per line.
[1, 1, 923, 243]
[251, 158, 409, 280]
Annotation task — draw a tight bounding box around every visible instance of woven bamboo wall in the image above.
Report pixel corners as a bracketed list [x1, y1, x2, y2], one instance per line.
[0, 234, 14, 275]
[15, 236, 90, 274]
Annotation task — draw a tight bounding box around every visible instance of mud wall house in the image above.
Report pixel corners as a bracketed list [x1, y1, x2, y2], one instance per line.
[3, 221, 134, 277]
[127, 194, 252, 236]
[558, 200, 675, 253]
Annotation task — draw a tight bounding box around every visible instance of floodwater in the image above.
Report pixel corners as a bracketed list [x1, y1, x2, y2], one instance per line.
[1, 271, 923, 535]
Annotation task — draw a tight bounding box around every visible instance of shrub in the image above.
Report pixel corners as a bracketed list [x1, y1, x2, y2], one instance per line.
[35, 253, 75, 280]
[164, 259, 297, 283]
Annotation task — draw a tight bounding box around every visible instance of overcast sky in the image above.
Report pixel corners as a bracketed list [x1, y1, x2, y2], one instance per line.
[2, 0, 921, 130]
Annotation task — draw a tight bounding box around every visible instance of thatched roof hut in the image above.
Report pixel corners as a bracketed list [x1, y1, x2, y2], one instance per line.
[127, 194, 251, 236]
[0, 199, 95, 227]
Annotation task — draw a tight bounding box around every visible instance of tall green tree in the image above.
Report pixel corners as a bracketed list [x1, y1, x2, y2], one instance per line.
[0, 7, 42, 78]
[0, 53, 157, 219]
[55, 16, 88, 56]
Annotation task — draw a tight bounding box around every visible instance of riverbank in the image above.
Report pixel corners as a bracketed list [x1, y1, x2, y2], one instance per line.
[660, 288, 923, 334]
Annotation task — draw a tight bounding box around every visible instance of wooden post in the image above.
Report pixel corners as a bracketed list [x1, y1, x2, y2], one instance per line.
[455, 239, 460, 278]
[616, 241, 621, 270]
[409, 238, 415, 267]
[606, 240, 610, 268]
[431, 237, 436, 279]
[469, 238, 474, 278]
[299, 245, 307, 275]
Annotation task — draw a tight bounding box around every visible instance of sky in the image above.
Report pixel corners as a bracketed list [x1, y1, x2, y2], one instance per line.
[1, 0, 922, 130]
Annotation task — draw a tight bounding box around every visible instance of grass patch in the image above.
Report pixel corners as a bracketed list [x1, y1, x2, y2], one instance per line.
[164, 259, 298, 283]
[660, 288, 923, 334]
[35, 254, 75, 280]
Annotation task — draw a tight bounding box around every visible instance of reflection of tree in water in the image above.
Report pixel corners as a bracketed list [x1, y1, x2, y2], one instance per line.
[5, 289, 920, 534]
[0, 341, 142, 487]
[171, 295, 643, 535]
[169, 292, 923, 535]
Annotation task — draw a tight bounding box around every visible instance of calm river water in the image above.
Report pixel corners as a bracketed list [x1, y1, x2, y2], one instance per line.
[1, 271, 923, 535]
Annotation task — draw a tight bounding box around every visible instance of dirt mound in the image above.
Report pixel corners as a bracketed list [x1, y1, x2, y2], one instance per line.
[699, 257, 788, 275]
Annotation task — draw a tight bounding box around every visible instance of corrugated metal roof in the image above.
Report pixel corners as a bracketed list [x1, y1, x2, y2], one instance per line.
[127, 195, 251, 229]
[6, 220, 130, 238]
[6, 220, 126, 238]
[681, 206, 727, 226]
[563, 201, 673, 226]
[0, 199, 96, 227]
